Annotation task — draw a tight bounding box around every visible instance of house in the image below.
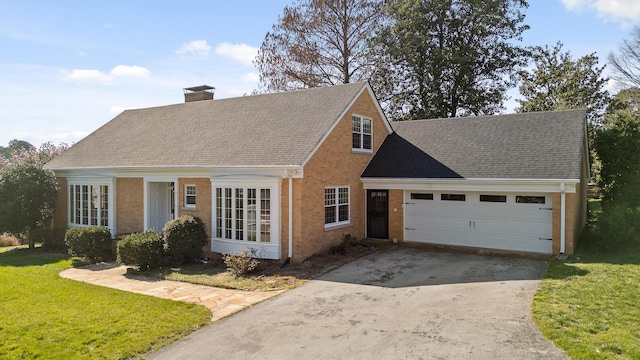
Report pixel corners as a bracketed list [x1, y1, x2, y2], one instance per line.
[45, 82, 588, 261]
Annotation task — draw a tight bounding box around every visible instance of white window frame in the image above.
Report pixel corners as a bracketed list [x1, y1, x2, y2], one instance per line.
[67, 178, 115, 236]
[210, 178, 281, 260]
[184, 184, 197, 209]
[352, 114, 373, 152]
[325, 186, 350, 228]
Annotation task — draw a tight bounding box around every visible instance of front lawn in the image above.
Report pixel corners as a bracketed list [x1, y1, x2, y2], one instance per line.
[533, 200, 640, 359]
[0, 247, 211, 359]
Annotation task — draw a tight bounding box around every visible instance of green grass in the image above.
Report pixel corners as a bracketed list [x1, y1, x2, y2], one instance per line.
[533, 199, 640, 359]
[0, 247, 211, 359]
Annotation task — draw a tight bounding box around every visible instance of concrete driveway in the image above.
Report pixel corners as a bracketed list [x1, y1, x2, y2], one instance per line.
[146, 248, 567, 360]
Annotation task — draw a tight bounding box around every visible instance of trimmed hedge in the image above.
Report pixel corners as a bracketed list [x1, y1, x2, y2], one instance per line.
[116, 231, 164, 270]
[65, 227, 111, 261]
[163, 215, 208, 265]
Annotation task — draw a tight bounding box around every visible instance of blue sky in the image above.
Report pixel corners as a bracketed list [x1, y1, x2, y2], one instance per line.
[1, 0, 639, 147]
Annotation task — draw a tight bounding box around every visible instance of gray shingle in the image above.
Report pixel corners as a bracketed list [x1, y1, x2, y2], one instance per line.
[45, 82, 368, 170]
[363, 109, 586, 180]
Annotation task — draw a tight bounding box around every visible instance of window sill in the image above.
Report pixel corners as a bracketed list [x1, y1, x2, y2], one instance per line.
[182, 207, 197, 211]
[324, 222, 352, 231]
[352, 149, 373, 154]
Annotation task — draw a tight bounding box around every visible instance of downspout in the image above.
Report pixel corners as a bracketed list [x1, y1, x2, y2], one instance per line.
[288, 175, 293, 259]
[280, 175, 293, 268]
[560, 182, 566, 254]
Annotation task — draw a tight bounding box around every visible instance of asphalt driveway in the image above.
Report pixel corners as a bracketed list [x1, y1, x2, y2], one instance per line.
[146, 248, 567, 360]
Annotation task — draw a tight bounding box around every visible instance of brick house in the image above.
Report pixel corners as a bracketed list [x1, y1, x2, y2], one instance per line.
[45, 82, 588, 261]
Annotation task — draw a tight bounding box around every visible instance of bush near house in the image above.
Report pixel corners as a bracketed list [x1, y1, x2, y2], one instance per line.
[117, 231, 164, 270]
[0, 233, 21, 247]
[64, 227, 111, 261]
[223, 249, 260, 277]
[163, 215, 208, 265]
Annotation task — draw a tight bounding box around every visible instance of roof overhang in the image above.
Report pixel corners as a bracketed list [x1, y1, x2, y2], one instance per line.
[361, 177, 580, 193]
[51, 165, 304, 179]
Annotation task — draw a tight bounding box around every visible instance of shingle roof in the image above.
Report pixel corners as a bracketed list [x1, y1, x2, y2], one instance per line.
[45, 82, 369, 170]
[362, 109, 586, 180]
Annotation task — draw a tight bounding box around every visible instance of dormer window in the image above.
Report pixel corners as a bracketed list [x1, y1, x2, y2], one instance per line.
[352, 115, 372, 152]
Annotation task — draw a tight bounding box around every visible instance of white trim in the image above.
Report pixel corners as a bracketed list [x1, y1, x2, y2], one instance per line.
[560, 182, 566, 254]
[351, 113, 373, 152]
[184, 184, 197, 209]
[324, 185, 351, 229]
[288, 176, 293, 259]
[67, 178, 116, 236]
[362, 178, 579, 193]
[143, 177, 178, 232]
[210, 178, 282, 260]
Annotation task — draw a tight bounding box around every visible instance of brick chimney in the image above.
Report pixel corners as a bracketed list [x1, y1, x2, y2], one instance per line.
[184, 85, 215, 102]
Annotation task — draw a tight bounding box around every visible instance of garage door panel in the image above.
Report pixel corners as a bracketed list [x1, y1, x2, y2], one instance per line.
[404, 192, 553, 254]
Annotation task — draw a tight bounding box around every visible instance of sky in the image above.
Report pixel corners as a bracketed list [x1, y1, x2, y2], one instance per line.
[1, 0, 640, 148]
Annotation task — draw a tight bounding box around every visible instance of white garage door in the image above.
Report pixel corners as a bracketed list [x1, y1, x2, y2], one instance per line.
[404, 191, 552, 254]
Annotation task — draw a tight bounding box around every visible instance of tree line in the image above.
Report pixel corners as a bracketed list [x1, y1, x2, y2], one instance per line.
[256, 0, 640, 245]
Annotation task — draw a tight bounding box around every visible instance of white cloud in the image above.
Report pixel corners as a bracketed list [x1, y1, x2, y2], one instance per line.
[215, 42, 258, 66]
[241, 72, 259, 83]
[110, 65, 150, 79]
[175, 40, 211, 56]
[560, 0, 640, 23]
[60, 65, 151, 84]
[62, 69, 112, 83]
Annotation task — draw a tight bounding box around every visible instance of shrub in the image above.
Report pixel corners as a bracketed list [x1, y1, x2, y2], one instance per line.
[65, 227, 111, 261]
[597, 204, 640, 250]
[0, 233, 20, 247]
[163, 215, 208, 265]
[117, 231, 164, 270]
[223, 249, 260, 277]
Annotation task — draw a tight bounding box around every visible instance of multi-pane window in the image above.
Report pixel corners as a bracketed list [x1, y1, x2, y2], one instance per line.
[215, 186, 272, 243]
[69, 184, 109, 227]
[325, 186, 350, 227]
[185, 184, 196, 208]
[352, 115, 372, 151]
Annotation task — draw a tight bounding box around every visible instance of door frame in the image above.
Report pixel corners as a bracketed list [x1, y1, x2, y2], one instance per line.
[143, 177, 178, 232]
[367, 189, 389, 239]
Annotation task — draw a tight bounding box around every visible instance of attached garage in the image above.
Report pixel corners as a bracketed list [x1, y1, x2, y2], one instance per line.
[404, 191, 552, 254]
[361, 109, 590, 255]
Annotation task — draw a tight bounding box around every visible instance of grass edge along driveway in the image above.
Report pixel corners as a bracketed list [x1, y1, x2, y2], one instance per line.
[533, 201, 640, 359]
[0, 247, 211, 360]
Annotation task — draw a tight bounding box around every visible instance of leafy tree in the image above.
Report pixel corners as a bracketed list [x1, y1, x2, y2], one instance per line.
[370, 0, 530, 120]
[0, 139, 34, 159]
[594, 88, 640, 207]
[0, 141, 67, 249]
[0, 141, 69, 169]
[0, 158, 58, 249]
[255, 0, 384, 91]
[608, 27, 640, 88]
[517, 42, 610, 126]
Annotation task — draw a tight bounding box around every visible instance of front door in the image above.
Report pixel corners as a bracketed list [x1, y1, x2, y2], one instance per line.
[148, 182, 175, 231]
[367, 190, 389, 239]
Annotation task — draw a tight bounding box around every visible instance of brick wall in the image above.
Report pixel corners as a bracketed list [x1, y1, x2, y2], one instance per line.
[292, 90, 388, 261]
[177, 178, 213, 257]
[116, 178, 144, 235]
[388, 189, 404, 242]
[52, 177, 68, 245]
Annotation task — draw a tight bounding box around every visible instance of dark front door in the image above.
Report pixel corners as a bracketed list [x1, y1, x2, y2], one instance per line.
[367, 190, 389, 239]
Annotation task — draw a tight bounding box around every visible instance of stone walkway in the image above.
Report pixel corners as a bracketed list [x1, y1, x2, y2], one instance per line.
[59, 263, 284, 321]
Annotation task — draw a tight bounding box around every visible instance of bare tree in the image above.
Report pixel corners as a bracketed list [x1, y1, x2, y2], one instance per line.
[255, 0, 385, 92]
[609, 27, 640, 88]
